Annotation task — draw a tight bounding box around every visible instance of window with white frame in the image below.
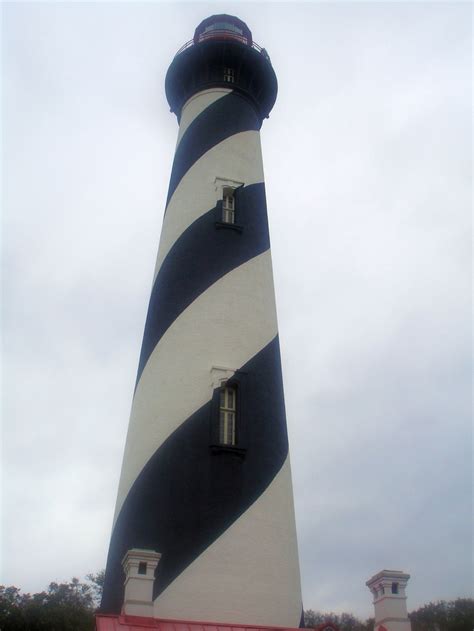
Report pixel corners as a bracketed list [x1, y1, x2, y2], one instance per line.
[219, 385, 236, 445]
[222, 187, 235, 224]
[223, 67, 235, 83]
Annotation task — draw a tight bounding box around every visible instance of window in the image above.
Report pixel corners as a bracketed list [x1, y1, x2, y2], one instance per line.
[210, 367, 247, 454]
[204, 22, 244, 35]
[199, 25, 248, 45]
[219, 385, 236, 445]
[223, 67, 235, 83]
[138, 562, 147, 575]
[214, 178, 243, 230]
[391, 582, 399, 594]
[222, 187, 235, 224]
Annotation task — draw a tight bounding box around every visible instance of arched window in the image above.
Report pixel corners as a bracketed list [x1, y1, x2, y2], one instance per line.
[219, 384, 236, 445]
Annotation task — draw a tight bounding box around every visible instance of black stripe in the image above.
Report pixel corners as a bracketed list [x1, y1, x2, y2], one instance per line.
[101, 336, 288, 615]
[166, 91, 261, 207]
[299, 608, 305, 628]
[136, 183, 269, 386]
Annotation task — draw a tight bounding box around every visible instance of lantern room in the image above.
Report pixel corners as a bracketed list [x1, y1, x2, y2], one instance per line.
[193, 15, 253, 46]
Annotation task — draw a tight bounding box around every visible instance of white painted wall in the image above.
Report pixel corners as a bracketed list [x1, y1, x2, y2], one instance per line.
[153, 458, 302, 626]
[176, 88, 232, 147]
[122, 549, 161, 617]
[367, 570, 412, 631]
[114, 251, 278, 523]
[113, 88, 302, 626]
[154, 130, 265, 283]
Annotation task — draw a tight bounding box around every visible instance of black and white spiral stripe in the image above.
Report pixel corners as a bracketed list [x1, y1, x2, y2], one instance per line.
[101, 88, 302, 626]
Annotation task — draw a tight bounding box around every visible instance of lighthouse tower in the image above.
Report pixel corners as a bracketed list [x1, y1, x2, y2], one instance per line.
[101, 15, 302, 627]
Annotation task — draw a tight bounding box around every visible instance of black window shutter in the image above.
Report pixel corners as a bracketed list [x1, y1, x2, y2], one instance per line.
[215, 199, 223, 222]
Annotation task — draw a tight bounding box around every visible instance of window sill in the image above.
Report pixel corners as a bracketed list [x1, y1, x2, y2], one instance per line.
[215, 221, 243, 233]
[210, 444, 246, 457]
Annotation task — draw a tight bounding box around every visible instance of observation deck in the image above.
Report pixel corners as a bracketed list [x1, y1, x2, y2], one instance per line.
[165, 14, 278, 122]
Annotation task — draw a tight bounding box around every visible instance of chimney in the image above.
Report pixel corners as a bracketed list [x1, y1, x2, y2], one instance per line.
[121, 548, 161, 617]
[366, 569, 412, 631]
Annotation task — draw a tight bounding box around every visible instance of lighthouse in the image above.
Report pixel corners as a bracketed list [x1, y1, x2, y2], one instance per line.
[100, 15, 302, 627]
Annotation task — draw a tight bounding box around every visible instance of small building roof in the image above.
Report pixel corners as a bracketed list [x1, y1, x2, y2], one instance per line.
[95, 616, 310, 631]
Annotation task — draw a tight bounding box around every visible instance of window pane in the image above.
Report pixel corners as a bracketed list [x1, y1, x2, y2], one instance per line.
[204, 23, 243, 35]
[218, 387, 237, 445]
[224, 412, 229, 443]
[228, 412, 235, 444]
[219, 411, 225, 443]
[223, 190, 235, 211]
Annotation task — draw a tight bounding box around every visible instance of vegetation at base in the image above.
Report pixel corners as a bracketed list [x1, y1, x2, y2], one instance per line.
[0, 575, 471, 631]
[0, 572, 103, 631]
[408, 598, 474, 631]
[304, 609, 374, 630]
[304, 599, 474, 631]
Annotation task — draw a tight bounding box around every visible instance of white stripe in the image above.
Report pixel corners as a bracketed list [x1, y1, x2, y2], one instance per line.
[176, 88, 232, 148]
[155, 130, 264, 284]
[153, 457, 302, 627]
[114, 250, 278, 524]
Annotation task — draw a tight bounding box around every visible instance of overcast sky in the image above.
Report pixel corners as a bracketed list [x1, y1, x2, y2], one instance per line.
[2, 1, 472, 621]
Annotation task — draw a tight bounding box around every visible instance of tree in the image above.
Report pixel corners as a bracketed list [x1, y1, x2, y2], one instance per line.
[409, 598, 474, 631]
[0, 575, 103, 631]
[85, 571, 105, 608]
[0, 586, 27, 629]
[304, 609, 373, 631]
[304, 599, 474, 631]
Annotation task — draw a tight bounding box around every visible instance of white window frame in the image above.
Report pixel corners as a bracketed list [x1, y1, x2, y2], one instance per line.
[210, 366, 238, 447]
[214, 178, 243, 225]
[219, 385, 236, 445]
[222, 187, 235, 224]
